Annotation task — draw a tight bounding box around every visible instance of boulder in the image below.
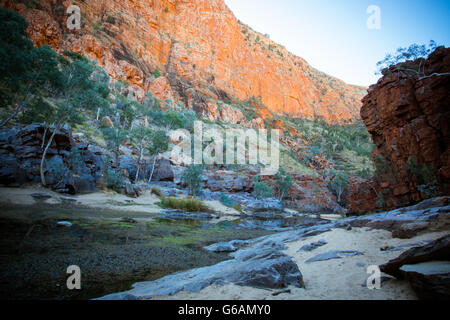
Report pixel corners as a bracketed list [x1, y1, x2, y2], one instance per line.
[391, 222, 430, 239]
[152, 158, 174, 181]
[204, 170, 253, 192]
[379, 235, 450, 279]
[0, 154, 25, 185]
[0, 124, 104, 194]
[124, 182, 143, 198]
[203, 240, 251, 253]
[399, 261, 450, 300]
[71, 173, 98, 194]
[242, 198, 283, 213]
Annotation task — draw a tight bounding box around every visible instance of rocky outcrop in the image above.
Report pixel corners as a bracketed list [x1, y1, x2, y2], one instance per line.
[379, 235, 450, 279]
[2, 0, 365, 124]
[356, 47, 450, 210]
[288, 175, 345, 214]
[0, 124, 103, 194]
[379, 235, 450, 300]
[399, 262, 450, 300]
[97, 238, 305, 300]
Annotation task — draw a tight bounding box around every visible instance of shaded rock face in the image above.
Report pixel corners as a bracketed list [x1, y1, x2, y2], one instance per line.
[288, 175, 345, 214]
[379, 235, 450, 300]
[356, 47, 450, 211]
[3, 0, 364, 124]
[204, 170, 253, 192]
[399, 262, 450, 300]
[379, 235, 450, 279]
[0, 124, 103, 194]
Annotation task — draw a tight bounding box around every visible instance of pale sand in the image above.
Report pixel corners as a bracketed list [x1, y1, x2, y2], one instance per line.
[0, 186, 161, 213]
[153, 227, 449, 300]
[0, 187, 239, 218]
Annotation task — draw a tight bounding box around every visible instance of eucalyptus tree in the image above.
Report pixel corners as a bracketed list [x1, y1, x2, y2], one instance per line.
[147, 130, 169, 183]
[39, 53, 110, 186]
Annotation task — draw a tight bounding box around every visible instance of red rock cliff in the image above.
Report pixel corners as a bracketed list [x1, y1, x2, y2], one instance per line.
[1, 0, 365, 123]
[349, 47, 450, 212]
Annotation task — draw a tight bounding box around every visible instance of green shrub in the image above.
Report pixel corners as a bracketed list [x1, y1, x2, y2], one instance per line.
[154, 68, 161, 78]
[181, 164, 203, 195]
[233, 204, 243, 213]
[406, 158, 441, 199]
[159, 196, 210, 212]
[253, 176, 274, 199]
[274, 168, 293, 200]
[106, 15, 115, 24]
[104, 167, 124, 193]
[219, 193, 235, 207]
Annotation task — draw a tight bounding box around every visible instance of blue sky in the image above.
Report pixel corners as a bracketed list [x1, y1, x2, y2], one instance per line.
[224, 0, 450, 86]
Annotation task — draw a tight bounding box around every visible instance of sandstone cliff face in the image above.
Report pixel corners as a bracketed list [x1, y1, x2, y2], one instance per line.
[2, 0, 365, 123]
[348, 47, 450, 212]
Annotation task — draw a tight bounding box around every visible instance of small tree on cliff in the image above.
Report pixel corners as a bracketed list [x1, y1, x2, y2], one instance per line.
[274, 168, 293, 200]
[326, 171, 349, 205]
[376, 41, 449, 79]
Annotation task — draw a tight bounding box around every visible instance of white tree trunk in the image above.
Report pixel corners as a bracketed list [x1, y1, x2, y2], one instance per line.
[135, 146, 143, 182]
[148, 156, 157, 183]
[40, 127, 58, 186]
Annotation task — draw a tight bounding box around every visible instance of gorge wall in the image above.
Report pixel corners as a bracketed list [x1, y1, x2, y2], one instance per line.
[347, 47, 450, 213]
[1, 0, 365, 124]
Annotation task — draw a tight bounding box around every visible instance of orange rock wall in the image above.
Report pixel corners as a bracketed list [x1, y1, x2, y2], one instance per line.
[2, 0, 365, 124]
[355, 47, 450, 210]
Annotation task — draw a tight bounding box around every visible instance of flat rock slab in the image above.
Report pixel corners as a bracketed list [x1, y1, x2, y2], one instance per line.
[305, 250, 363, 263]
[380, 235, 450, 279]
[97, 240, 304, 300]
[30, 193, 52, 201]
[203, 240, 252, 253]
[399, 261, 450, 300]
[297, 240, 327, 252]
[380, 240, 432, 254]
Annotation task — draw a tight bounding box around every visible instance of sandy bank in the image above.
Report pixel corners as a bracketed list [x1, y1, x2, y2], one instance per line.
[153, 227, 449, 300]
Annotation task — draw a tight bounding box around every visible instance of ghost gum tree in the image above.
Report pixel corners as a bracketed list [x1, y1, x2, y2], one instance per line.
[39, 53, 110, 186]
[376, 41, 450, 79]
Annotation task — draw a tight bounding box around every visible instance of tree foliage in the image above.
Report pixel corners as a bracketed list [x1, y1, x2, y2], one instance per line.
[253, 176, 274, 199]
[376, 41, 442, 77]
[274, 168, 293, 200]
[181, 164, 203, 196]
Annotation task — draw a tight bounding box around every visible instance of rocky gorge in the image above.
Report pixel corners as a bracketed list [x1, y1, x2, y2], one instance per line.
[0, 1, 449, 301]
[1, 0, 365, 124]
[347, 47, 450, 213]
